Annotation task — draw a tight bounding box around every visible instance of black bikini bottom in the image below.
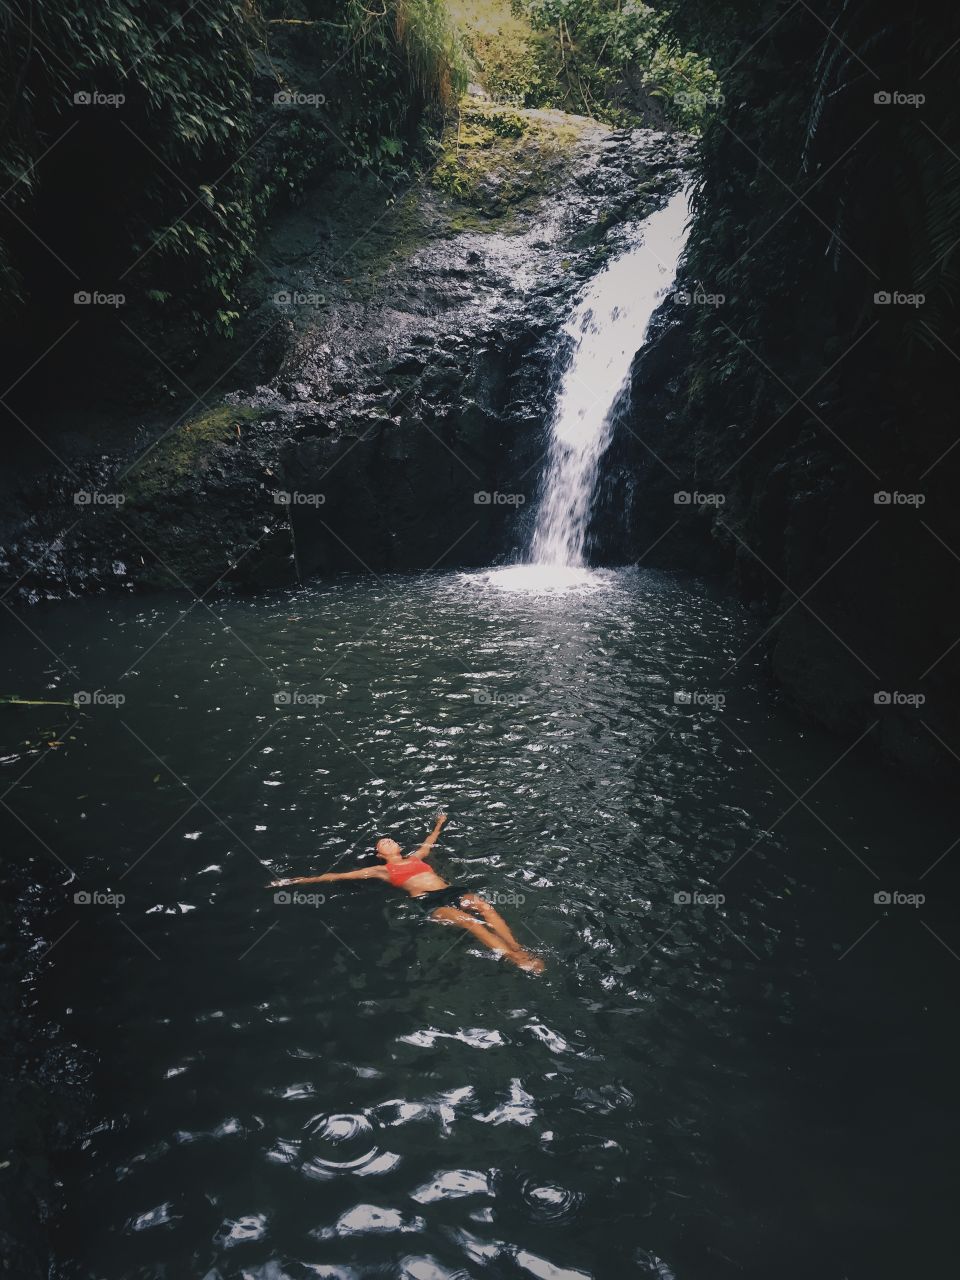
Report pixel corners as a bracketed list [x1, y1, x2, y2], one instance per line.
[409, 885, 468, 912]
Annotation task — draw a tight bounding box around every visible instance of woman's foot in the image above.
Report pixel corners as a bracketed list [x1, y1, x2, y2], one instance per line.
[432, 907, 545, 973]
[505, 947, 545, 974]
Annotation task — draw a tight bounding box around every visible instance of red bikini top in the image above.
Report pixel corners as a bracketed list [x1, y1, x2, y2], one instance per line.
[386, 858, 431, 885]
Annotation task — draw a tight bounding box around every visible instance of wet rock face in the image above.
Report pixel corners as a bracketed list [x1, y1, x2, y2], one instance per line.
[588, 297, 723, 575]
[239, 118, 690, 581]
[0, 118, 690, 596]
[277, 325, 546, 576]
[603, 291, 960, 778]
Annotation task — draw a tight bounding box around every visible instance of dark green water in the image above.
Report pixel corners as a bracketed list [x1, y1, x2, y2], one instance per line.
[3, 567, 957, 1278]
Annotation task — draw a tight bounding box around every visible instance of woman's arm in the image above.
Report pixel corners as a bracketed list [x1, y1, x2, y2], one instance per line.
[266, 868, 387, 888]
[414, 811, 448, 860]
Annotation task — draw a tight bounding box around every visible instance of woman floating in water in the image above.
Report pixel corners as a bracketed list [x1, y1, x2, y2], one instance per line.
[267, 813, 545, 973]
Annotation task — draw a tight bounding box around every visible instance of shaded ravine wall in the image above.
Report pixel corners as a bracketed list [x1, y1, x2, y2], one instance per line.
[592, 1, 960, 776]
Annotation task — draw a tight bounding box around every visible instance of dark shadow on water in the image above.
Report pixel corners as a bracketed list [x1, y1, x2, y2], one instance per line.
[3, 568, 956, 1278]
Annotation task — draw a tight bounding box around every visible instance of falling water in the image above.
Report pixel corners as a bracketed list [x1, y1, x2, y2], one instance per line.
[528, 189, 690, 568]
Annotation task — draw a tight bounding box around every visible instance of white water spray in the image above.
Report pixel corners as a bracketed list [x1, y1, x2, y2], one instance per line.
[528, 190, 690, 570]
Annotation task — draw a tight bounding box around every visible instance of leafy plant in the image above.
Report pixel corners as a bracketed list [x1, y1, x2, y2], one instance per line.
[516, 0, 718, 129]
[0, 0, 465, 341]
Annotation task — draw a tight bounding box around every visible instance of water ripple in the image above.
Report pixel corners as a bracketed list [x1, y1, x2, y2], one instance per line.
[6, 567, 948, 1278]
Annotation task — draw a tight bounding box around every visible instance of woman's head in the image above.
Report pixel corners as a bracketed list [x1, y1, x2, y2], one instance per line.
[375, 838, 402, 860]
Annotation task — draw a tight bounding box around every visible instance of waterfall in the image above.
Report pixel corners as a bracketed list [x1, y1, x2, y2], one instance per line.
[528, 189, 690, 568]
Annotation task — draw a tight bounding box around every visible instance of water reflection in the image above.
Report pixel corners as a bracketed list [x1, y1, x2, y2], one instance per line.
[0, 570, 952, 1278]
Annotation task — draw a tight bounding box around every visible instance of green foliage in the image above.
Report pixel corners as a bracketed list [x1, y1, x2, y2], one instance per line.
[664, 0, 960, 522]
[0, 0, 464, 337]
[516, 0, 719, 129]
[393, 0, 469, 104]
[449, 0, 564, 107]
[0, 1, 257, 317]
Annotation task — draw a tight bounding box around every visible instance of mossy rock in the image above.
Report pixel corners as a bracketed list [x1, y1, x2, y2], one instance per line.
[124, 405, 265, 505]
[460, 104, 528, 139]
[432, 102, 591, 228]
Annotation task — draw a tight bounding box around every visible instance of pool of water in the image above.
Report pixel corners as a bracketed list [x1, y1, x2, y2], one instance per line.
[3, 567, 957, 1278]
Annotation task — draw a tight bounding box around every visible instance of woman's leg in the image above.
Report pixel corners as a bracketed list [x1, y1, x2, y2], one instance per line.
[459, 893, 523, 951]
[431, 907, 544, 972]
